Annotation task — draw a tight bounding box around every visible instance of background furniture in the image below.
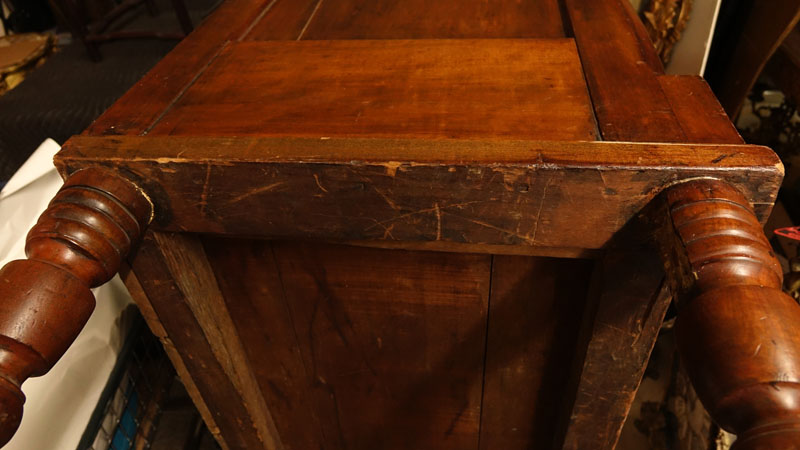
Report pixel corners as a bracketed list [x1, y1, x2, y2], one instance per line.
[0, 1, 797, 449]
[48, 0, 192, 60]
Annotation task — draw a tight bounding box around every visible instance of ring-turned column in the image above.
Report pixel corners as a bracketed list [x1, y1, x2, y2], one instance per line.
[0, 168, 151, 445]
[658, 178, 800, 449]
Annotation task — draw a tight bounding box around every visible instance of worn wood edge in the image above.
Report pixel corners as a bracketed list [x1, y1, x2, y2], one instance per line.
[343, 240, 602, 259]
[58, 136, 780, 169]
[150, 232, 284, 450]
[119, 264, 228, 450]
[555, 252, 672, 449]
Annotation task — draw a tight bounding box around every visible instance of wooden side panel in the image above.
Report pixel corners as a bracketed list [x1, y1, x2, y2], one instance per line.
[658, 75, 744, 144]
[205, 240, 491, 450]
[147, 40, 597, 141]
[478, 256, 594, 449]
[297, 0, 565, 40]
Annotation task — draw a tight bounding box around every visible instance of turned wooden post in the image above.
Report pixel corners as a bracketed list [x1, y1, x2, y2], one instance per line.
[0, 168, 151, 445]
[657, 178, 800, 449]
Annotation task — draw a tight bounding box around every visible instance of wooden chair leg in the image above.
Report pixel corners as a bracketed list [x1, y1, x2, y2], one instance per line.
[656, 179, 800, 448]
[0, 168, 151, 445]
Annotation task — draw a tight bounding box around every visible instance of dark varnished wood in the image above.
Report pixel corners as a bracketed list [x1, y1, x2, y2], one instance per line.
[0, 168, 151, 445]
[657, 179, 800, 449]
[56, 136, 782, 249]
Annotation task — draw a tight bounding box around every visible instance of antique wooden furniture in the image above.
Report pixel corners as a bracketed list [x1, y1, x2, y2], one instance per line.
[0, 0, 798, 449]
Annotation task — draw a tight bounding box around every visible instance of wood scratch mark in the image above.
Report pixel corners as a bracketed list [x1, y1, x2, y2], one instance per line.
[435, 203, 442, 240]
[372, 186, 400, 210]
[364, 201, 483, 231]
[445, 212, 534, 244]
[754, 343, 762, 357]
[228, 182, 286, 204]
[529, 175, 556, 243]
[199, 163, 211, 215]
[598, 170, 609, 188]
[313, 174, 328, 193]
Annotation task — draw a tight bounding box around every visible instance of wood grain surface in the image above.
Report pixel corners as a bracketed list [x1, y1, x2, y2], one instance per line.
[147, 40, 597, 141]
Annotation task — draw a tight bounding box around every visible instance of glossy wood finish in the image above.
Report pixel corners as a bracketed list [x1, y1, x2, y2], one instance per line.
[0, 168, 151, 446]
[658, 179, 800, 449]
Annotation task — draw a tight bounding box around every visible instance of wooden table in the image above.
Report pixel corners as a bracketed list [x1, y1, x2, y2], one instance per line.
[1, 1, 798, 449]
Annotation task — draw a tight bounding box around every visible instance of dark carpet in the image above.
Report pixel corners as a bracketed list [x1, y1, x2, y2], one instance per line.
[0, 0, 219, 184]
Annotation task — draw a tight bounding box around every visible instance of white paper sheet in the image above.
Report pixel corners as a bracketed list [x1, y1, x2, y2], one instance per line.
[0, 139, 133, 450]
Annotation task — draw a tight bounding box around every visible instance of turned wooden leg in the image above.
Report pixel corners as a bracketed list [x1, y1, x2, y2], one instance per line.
[657, 179, 800, 449]
[0, 168, 151, 445]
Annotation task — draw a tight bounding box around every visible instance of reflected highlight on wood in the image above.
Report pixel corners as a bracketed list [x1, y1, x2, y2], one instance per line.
[0, 168, 151, 445]
[659, 178, 800, 449]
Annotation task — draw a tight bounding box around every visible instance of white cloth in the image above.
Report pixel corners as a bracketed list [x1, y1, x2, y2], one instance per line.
[0, 139, 133, 450]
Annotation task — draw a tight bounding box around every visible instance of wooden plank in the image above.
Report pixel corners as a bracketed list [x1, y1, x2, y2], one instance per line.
[202, 238, 327, 450]
[556, 248, 672, 450]
[658, 75, 744, 144]
[269, 241, 491, 449]
[565, 0, 687, 142]
[478, 256, 594, 449]
[84, 0, 276, 136]
[298, 0, 565, 40]
[147, 40, 597, 141]
[119, 265, 228, 449]
[57, 136, 783, 250]
[127, 233, 281, 450]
